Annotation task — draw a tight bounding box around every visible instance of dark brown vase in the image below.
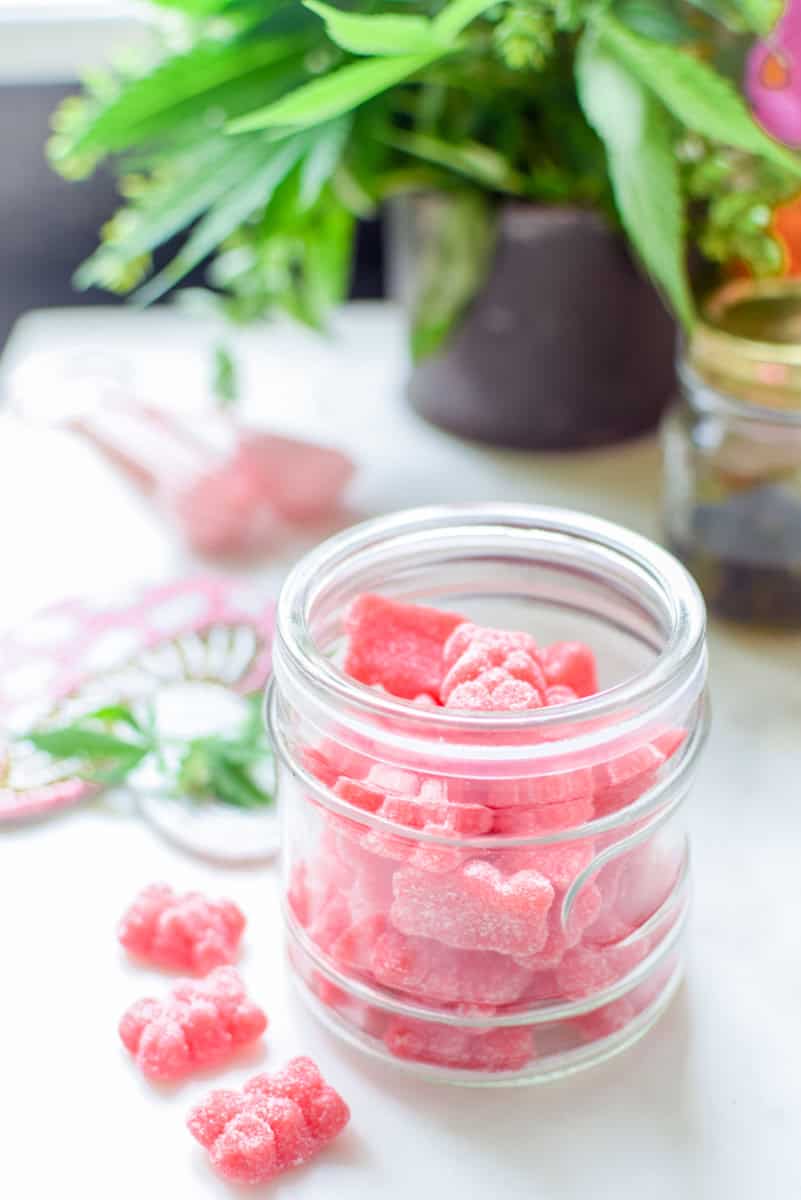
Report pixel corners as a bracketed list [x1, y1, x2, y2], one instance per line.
[389, 198, 678, 451]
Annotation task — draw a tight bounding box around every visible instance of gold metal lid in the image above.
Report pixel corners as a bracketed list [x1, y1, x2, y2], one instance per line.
[690, 278, 801, 410]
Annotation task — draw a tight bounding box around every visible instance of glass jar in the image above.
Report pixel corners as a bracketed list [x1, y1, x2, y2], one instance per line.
[269, 505, 708, 1084]
[663, 279, 801, 626]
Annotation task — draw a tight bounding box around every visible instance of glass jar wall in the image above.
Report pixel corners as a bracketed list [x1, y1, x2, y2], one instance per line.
[269, 505, 708, 1084]
[664, 279, 801, 626]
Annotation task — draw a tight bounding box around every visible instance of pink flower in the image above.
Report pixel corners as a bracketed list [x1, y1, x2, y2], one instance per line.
[747, 0, 801, 146]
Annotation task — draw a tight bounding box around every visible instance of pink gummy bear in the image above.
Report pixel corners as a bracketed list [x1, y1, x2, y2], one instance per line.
[118, 883, 245, 974]
[384, 1018, 535, 1071]
[391, 859, 554, 956]
[371, 927, 531, 1005]
[187, 1057, 350, 1185]
[119, 966, 267, 1082]
[441, 622, 547, 710]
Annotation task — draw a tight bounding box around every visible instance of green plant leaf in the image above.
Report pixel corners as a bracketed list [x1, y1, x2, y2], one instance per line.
[432, 0, 502, 41]
[228, 52, 442, 131]
[134, 135, 309, 303]
[594, 11, 801, 175]
[304, 0, 444, 55]
[739, 0, 783, 35]
[52, 32, 307, 161]
[576, 31, 694, 329]
[75, 138, 283, 290]
[682, 0, 781, 35]
[298, 116, 351, 206]
[384, 129, 526, 193]
[25, 727, 144, 761]
[613, 0, 690, 43]
[409, 190, 497, 360]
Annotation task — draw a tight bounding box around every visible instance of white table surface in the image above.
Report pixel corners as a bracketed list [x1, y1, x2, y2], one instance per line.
[1, 304, 800, 1199]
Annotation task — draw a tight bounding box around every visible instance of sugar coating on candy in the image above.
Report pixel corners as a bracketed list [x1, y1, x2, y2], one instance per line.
[371, 928, 531, 1005]
[344, 593, 465, 700]
[574, 995, 638, 1042]
[514, 884, 603, 970]
[447, 676, 545, 712]
[187, 1057, 350, 1185]
[440, 622, 549, 710]
[119, 967, 267, 1081]
[391, 859, 554, 956]
[118, 883, 245, 974]
[442, 623, 541, 673]
[384, 1018, 535, 1071]
[301, 738, 372, 789]
[541, 641, 598, 698]
[331, 913, 388, 973]
[555, 937, 651, 999]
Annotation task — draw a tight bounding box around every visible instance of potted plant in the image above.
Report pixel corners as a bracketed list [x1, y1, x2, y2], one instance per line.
[50, 0, 801, 448]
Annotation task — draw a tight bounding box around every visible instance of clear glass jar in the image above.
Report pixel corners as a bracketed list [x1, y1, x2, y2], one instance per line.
[269, 505, 708, 1084]
[663, 279, 801, 626]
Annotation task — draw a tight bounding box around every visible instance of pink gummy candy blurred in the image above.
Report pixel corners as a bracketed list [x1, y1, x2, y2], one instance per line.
[175, 434, 353, 557]
[119, 966, 267, 1082]
[344, 593, 465, 700]
[187, 1057, 350, 1185]
[391, 859, 554, 956]
[384, 1018, 535, 1072]
[118, 883, 245, 974]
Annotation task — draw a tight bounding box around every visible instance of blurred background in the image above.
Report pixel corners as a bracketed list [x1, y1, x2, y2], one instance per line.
[0, 0, 385, 349]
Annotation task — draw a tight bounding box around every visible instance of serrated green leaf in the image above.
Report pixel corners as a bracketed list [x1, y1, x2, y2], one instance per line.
[134, 135, 309, 303]
[26, 727, 144, 761]
[227, 52, 441, 131]
[75, 138, 281, 290]
[576, 31, 694, 329]
[594, 11, 801, 176]
[304, 0, 444, 56]
[52, 32, 306, 162]
[384, 129, 526, 194]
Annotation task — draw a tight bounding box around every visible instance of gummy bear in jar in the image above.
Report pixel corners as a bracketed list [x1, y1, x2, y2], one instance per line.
[269, 505, 708, 1084]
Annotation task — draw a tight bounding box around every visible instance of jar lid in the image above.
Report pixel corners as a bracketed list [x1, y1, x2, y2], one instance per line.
[690, 278, 801, 410]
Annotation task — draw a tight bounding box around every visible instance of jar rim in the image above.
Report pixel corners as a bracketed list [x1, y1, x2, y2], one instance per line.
[274, 505, 706, 766]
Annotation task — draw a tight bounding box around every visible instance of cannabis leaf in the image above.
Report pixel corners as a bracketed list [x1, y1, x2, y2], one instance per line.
[21, 696, 273, 809]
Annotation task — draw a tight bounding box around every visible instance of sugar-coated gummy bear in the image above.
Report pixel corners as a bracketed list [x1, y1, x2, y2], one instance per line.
[371, 927, 531, 1005]
[391, 859, 554, 956]
[118, 883, 245, 974]
[441, 623, 547, 711]
[119, 966, 267, 1081]
[344, 593, 465, 700]
[187, 1057, 350, 1185]
[384, 1017, 535, 1071]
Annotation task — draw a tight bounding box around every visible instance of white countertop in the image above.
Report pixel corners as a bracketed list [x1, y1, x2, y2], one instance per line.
[1, 304, 800, 1199]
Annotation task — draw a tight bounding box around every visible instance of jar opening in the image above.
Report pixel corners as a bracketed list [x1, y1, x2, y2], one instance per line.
[274, 505, 706, 766]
